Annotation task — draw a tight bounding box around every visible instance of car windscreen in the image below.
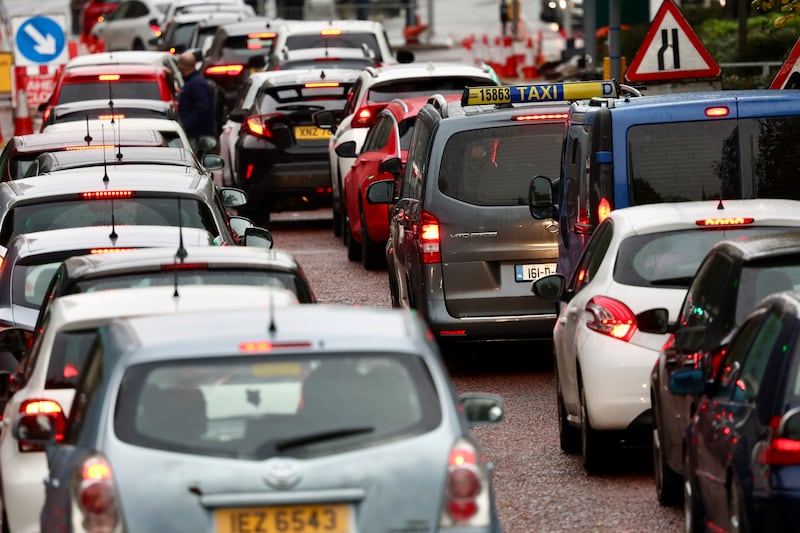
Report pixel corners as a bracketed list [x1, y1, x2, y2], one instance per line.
[72, 269, 313, 303]
[45, 329, 99, 389]
[0, 198, 220, 246]
[115, 353, 441, 459]
[57, 82, 162, 104]
[628, 116, 800, 204]
[438, 123, 564, 206]
[367, 77, 493, 103]
[285, 33, 381, 61]
[614, 227, 800, 288]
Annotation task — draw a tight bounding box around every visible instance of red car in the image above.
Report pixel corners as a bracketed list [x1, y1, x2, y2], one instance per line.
[82, 0, 121, 39]
[341, 94, 460, 270]
[38, 63, 179, 130]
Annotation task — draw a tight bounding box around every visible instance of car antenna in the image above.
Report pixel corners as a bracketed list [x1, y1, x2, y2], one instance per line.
[268, 291, 277, 335]
[115, 109, 123, 161]
[108, 197, 118, 246]
[717, 192, 725, 210]
[173, 196, 187, 298]
[84, 115, 92, 145]
[107, 80, 116, 125]
[100, 123, 110, 186]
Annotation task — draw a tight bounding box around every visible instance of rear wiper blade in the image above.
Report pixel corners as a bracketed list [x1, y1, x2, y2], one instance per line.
[274, 426, 374, 452]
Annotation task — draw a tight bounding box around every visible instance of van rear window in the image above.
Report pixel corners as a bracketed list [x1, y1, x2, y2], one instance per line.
[628, 116, 800, 205]
[438, 124, 564, 206]
[58, 82, 162, 104]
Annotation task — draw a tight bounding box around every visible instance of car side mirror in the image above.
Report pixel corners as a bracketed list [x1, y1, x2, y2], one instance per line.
[0, 328, 32, 362]
[636, 308, 670, 334]
[396, 50, 415, 63]
[244, 226, 273, 249]
[529, 175, 555, 220]
[202, 154, 224, 171]
[667, 367, 706, 395]
[228, 215, 253, 238]
[531, 274, 566, 301]
[334, 141, 357, 158]
[228, 109, 248, 123]
[459, 393, 504, 425]
[366, 180, 394, 205]
[220, 187, 247, 208]
[313, 110, 337, 132]
[379, 156, 402, 176]
[12, 412, 60, 446]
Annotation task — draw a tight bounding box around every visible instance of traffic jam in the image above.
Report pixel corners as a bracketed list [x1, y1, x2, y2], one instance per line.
[1, 0, 800, 531]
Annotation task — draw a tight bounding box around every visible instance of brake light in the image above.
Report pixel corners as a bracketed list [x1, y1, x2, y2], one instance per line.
[585, 295, 636, 342]
[76, 453, 119, 531]
[695, 217, 754, 227]
[244, 114, 280, 139]
[150, 24, 161, 36]
[758, 415, 800, 465]
[97, 114, 125, 120]
[160, 262, 209, 271]
[705, 106, 729, 117]
[351, 104, 386, 128]
[64, 145, 115, 151]
[89, 248, 136, 254]
[98, 74, 119, 81]
[204, 64, 244, 76]
[42, 106, 51, 123]
[304, 82, 340, 88]
[248, 32, 276, 39]
[419, 210, 440, 264]
[239, 341, 313, 352]
[18, 399, 66, 452]
[512, 113, 568, 121]
[81, 191, 134, 200]
[321, 29, 342, 36]
[597, 197, 611, 223]
[440, 439, 491, 527]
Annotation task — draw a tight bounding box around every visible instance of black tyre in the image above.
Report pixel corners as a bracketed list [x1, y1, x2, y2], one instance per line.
[345, 213, 361, 261]
[580, 383, 606, 474]
[683, 449, 704, 533]
[332, 207, 342, 238]
[653, 410, 682, 506]
[360, 207, 385, 270]
[557, 366, 580, 453]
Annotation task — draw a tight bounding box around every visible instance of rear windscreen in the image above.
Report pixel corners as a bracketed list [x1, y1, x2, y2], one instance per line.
[0, 198, 219, 246]
[438, 123, 564, 206]
[285, 33, 381, 61]
[628, 116, 800, 204]
[222, 35, 276, 59]
[115, 354, 441, 459]
[57, 82, 162, 104]
[367, 77, 492, 103]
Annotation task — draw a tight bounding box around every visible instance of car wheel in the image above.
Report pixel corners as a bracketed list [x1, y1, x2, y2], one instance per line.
[332, 208, 342, 238]
[557, 364, 580, 454]
[345, 213, 361, 261]
[728, 475, 750, 533]
[360, 207, 385, 271]
[683, 449, 704, 533]
[580, 383, 606, 474]
[653, 406, 682, 506]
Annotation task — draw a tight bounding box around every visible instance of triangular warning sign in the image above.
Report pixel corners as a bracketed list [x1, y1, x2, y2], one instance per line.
[770, 37, 800, 89]
[626, 0, 721, 83]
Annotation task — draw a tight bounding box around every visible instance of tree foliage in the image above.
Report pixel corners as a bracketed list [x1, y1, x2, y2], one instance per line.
[752, 0, 800, 28]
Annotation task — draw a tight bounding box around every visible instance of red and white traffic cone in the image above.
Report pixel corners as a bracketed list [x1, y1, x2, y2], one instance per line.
[14, 88, 33, 136]
[521, 36, 539, 80]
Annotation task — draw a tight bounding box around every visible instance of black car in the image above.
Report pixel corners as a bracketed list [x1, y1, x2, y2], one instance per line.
[672, 290, 800, 533]
[640, 230, 800, 507]
[231, 68, 358, 223]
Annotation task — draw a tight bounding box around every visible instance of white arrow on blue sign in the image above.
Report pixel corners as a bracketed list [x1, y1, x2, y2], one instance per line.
[15, 16, 66, 64]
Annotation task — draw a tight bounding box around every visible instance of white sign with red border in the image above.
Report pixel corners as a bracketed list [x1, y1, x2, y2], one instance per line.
[625, 0, 721, 83]
[770, 37, 800, 89]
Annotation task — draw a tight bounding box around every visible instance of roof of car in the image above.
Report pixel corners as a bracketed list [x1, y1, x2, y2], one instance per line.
[47, 99, 178, 123]
[278, 19, 387, 34]
[43, 117, 186, 135]
[28, 146, 199, 175]
[46, 284, 298, 332]
[260, 68, 360, 87]
[707, 229, 800, 263]
[6, 225, 214, 257]
[576, 89, 800, 113]
[60, 245, 303, 279]
[108, 305, 427, 361]
[6, 129, 166, 153]
[60, 63, 168, 77]
[212, 16, 284, 36]
[607, 199, 800, 235]
[364, 61, 497, 81]
[65, 51, 175, 69]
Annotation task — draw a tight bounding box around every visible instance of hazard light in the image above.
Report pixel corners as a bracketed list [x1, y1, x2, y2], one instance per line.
[462, 80, 618, 106]
[695, 217, 754, 227]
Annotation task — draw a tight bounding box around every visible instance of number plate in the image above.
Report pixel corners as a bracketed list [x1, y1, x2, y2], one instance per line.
[515, 263, 557, 282]
[294, 126, 332, 140]
[216, 504, 350, 533]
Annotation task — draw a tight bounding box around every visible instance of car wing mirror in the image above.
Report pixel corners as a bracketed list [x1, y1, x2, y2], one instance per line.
[244, 226, 273, 249]
[221, 187, 247, 208]
[202, 154, 224, 171]
[531, 274, 566, 301]
[459, 393, 504, 425]
[366, 180, 394, 205]
[228, 215, 253, 237]
[334, 140, 357, 158]
[529, 175, 555, 220]
[636, 308, 670, 334]
[379, 156, 402, 176]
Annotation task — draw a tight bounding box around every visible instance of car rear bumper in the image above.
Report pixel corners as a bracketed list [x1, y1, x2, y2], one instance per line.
[239, 156, 332, 213]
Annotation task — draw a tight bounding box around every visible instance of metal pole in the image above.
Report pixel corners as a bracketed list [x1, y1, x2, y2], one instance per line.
[427, 0, 434, 43]
[563, 1, 572, 38]
[609, 0, 622, 81]
[584, 0, 596, 68]
[406, 0, 416, 27]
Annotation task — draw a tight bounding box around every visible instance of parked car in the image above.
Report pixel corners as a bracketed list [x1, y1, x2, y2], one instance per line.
[14, 304, 506, 533]
[642, 230, 800, 505]
[154, 10, 248, 54]
[0, 284, 297, 533]
[673, 289, 800, 533]
[89, 0, 170, 51]
[81, 0, 122, 40]
[268, 46, 378, 71]
[530, 199, 800, 474]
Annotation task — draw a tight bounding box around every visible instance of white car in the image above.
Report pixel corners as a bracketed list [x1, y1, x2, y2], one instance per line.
[0, 284, 297, 533]
[90, 0, 171, 51]
[321, 62, 498, 238]
[532, 199, 800, 474]
[43, 117, 192, 151]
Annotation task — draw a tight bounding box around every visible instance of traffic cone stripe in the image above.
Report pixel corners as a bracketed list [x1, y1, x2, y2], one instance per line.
[14, 88, 34, 137]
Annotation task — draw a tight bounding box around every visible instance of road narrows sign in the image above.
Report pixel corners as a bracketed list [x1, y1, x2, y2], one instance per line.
[625, 0, 721, 83]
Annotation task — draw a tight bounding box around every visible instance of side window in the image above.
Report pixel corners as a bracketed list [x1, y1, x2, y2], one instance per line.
[732, 309, 786, 403]
[362, 115, 391, 153]
[17, 311, 51, 388]
[560, 126, 587, 236]
[128, 1, 147, 17]
[342, 78, 362, 117]
[401, 118, 431, 200]
[571, 219, 613, 293]
[713, 309, 766, 399]
[33, 264, 64, 336]
[679, 255, 734, 331]
[63, 337, 104, 445]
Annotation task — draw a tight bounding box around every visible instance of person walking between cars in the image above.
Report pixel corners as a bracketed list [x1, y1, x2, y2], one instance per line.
[177, 51, 215, 153]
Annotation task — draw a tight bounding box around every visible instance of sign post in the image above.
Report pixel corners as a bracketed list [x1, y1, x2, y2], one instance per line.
[11, 14, 68, 109]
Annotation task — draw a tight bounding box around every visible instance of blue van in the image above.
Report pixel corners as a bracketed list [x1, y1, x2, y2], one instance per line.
[530, 89, 800, 281]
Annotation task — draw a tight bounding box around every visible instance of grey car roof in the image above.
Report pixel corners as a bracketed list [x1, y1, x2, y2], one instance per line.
[707, 229, 800, 263]
[29, 146, 199, 175]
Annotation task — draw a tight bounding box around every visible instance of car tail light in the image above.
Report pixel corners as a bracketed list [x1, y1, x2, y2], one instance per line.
[705, 106, 729, 117]
[81, 190, 134, 200]
[243, 113, 282, 139]
[249, 32, 276, 39]
[440, 438, 491, 527]
[320, 29, 342, 36]
[757, 415, 800, 465]
[511, 113, 568, 121]
[160, 261, 208, 271]
[97, 114, 125, 120]
[585, 295, 637, 342]
[204, 64, 245, 77]
[351, 104, 386, 128]
[64, 145, 115, 151]
[150, 23, 161, 36]
[597, 197, 611, 223]
[18, 399, 66, 452]
[89, 248, 136, 254]
[239, 341, 313, 352]
[695, 216, 755, 227]
[74, 453, 119, 532]
[98, 74, 120, 81]
[304, 82, 340, 88]
[419, 210, 440, 264]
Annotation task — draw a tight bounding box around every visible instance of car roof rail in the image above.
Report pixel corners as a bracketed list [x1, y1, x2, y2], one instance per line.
[427, 94, 449, 118]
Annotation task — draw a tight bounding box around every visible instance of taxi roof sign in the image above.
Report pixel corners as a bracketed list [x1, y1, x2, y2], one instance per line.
[461, 80, 618, 107]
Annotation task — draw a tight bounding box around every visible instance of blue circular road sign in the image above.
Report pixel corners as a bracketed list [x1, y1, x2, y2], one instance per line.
[16, 16, 66, 64]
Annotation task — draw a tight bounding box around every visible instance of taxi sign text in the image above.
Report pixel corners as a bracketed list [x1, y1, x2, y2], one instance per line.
[462, 81, 618, 106]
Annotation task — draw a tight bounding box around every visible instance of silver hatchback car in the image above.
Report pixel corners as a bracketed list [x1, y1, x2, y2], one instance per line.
[19, 305, 504, 533]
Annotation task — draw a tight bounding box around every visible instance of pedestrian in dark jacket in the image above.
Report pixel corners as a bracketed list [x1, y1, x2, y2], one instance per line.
[177, 51, 215, 151]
